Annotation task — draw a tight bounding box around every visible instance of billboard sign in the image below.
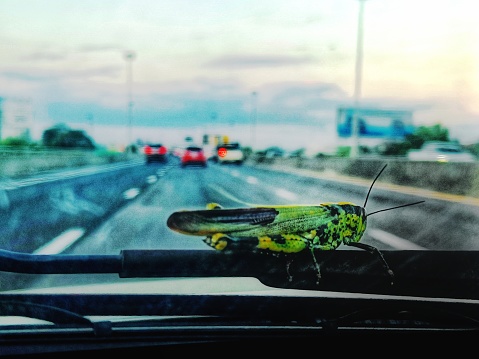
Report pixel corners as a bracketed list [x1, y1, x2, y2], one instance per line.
[336, 107, 414, 139]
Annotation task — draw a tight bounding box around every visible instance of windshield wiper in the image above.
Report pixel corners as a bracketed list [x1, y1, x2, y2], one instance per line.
[2, 249, 479, 299]
[2, 302, 478, 357]
[0, 300, 113, 337]
[0, 300, 91, 326]
[2, 293, 479, 328]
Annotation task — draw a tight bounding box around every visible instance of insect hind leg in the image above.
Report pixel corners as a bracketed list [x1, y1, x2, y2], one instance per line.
[347, 242, 394, 285]
[309, 247, 322, 284]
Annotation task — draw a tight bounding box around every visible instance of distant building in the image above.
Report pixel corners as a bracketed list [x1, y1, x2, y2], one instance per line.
[0, 97, 34, 141]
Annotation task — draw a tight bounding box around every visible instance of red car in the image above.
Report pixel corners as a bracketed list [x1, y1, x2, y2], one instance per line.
[143, 143, 168, 164]
[181, 146, 207, 167]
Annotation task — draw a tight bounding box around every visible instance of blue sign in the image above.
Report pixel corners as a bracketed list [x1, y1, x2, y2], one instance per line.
[336, 107, 414, 139]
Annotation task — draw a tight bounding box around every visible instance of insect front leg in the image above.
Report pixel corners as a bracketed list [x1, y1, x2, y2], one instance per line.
[307, 247, 322, 284]
[347, 241, 394, 285]
[283, 230, 330, 284]
[204, 233, 258, 251]
[203, 233, 231, 250]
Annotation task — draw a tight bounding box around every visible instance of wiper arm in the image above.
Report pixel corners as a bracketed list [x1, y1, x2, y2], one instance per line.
[2, 249, 479, 300]
[0, 300, 112, 335]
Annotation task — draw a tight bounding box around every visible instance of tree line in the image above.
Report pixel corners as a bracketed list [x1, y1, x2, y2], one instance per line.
[1, 123, 478, 158]
[0, 124, 95, 150]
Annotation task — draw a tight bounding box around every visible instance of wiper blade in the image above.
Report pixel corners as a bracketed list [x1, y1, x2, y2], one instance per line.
[107, 306, 479, 330]
[2, 249, 479, 300]
[2, 293, 479, 330]
[0, 300, 92, 326]
[332, 306, 479, 329]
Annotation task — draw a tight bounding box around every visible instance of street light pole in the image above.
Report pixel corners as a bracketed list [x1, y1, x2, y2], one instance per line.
[250, 91, 257, 151]
[124, 50, 136, 149]
[351, 0, 366, 157]
[87, 113, 94, 139]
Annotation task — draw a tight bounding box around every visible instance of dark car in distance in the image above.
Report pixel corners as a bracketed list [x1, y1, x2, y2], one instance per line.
[143, 143, 168, 164]
[181, 146, 207, 167]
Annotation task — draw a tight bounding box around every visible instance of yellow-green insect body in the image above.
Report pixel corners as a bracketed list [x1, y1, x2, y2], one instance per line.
[167, 202, 367, 254]
[167, 165, 424, 283]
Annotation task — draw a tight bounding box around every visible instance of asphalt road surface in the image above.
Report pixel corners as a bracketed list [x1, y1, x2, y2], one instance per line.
[1, 156, 478, 290]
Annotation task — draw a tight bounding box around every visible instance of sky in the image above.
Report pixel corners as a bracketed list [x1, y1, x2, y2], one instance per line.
[0, 0, 478, 150]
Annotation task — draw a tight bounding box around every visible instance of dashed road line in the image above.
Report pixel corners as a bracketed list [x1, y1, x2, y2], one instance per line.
[207, 184, 254, 206]
[34, 227, 86, 255]
[0, 160, 144, 190]
[274, 188, 297, 201]
[367, 228, 426, 250]
[123, 188, 140, 199]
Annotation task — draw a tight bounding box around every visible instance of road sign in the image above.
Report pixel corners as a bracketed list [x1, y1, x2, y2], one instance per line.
[336, 106, 414, 139]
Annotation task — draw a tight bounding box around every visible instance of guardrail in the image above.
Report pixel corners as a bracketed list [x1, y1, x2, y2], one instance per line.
[0, 147, 139, 178]
[247, 155, 479, 199]
[2, 148, 478, 199]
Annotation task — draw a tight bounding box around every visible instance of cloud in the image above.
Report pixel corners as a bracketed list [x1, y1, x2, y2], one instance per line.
[2, 71, 56, 82]
[22, 50, 67, 62]
[206, 54, 316, 69]
[77, 44, 125, 53]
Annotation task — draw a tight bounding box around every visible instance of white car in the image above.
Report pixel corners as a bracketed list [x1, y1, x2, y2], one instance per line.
[407, 141, 476, 163]
[215, 143, 244, 164]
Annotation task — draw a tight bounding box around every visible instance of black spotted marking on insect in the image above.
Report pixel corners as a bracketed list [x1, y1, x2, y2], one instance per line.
[167, 164, 425, 285]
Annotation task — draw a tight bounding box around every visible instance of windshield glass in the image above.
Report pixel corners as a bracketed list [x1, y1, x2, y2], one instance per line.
[1, 0, 479, 348]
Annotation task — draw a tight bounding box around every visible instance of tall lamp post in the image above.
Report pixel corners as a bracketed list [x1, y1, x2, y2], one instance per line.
[87, 113, 94, 140]
[351, 0, 366, 157]
[250, 91, 257, 151]
[124, 50, 136, 149]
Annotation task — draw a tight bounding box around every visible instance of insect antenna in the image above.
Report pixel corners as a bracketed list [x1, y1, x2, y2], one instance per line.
[363, 164, 388, 208]
[367, 200, 425, 217]
[363, 164, 425, 217]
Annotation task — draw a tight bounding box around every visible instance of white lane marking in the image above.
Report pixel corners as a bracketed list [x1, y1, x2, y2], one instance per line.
[207, 185, 254, 206]
[34, 227, 85, 255]
[0, 189, 10, 209]
[367, 228, 426, 250]
[123, 188, 140, 199]
[219, 167, 296, 201]
[0, 160, 144, 190]
[274, 188, 297, 201]
[146, 175, 157, 184]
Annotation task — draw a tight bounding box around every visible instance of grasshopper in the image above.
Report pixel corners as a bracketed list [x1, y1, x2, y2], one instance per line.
[167, 164, 424, 284]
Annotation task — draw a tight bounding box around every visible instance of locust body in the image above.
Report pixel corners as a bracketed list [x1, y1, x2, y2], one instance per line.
[166, 165, 424, 283]
[167, 202, 367, 253]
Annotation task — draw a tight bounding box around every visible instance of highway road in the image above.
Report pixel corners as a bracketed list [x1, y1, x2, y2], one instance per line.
[1, 155, 479, 290]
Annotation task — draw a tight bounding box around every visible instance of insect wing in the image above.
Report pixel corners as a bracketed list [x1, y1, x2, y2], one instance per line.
[167, 205, 336, 237]
[167, 207, 278, 235]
